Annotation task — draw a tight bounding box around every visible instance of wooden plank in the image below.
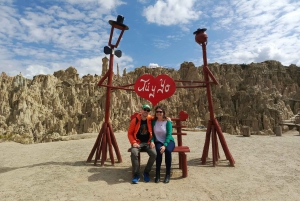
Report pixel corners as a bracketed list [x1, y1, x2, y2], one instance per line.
[172, 125, 187, 128]
[173, 146, 190, 152]
[128, 146, 190, 152]
[172, 132, 187, 135]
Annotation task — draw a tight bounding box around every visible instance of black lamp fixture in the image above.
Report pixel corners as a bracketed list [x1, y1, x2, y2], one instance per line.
[104, 46, 122, 58]
[103, 15, 129, 58]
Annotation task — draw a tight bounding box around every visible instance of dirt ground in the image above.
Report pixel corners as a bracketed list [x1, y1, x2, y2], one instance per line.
[1, 130, 300, 201]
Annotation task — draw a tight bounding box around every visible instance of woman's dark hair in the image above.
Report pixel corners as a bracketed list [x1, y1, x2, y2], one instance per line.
[154, 105, 167, 120]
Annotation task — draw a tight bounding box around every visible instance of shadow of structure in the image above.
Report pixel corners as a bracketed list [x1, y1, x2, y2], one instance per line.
[1, 160, 133, 185]
[187, 158, 232, 168]
[0, 161, 132, 185]
[0, 160, 189, 184]
[87, 166, 132, 185]
[0, 161, 87, 174]
[87, 163, 188, 184]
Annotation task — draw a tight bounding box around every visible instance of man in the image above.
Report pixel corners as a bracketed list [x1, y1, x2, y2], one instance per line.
[128, 104, 156, 184]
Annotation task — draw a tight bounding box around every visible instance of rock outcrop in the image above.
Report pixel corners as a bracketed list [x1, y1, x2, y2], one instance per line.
[0, 59, 299, 143]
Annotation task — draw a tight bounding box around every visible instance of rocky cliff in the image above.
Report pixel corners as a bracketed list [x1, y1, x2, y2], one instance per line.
[0, 58, 299, 143]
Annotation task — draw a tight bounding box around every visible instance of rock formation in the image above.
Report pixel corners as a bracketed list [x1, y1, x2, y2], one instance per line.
[0, 59, 299, 143]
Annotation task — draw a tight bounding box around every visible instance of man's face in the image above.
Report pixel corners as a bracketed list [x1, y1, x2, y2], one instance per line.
[141, 108, 150, 118]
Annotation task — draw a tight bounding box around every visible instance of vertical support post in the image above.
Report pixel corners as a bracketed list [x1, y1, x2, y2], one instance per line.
[201, 120, 212, 164]
[175, 116, 183, 169]
[87, 16, 128, 166]
[194, 28, 235, 167]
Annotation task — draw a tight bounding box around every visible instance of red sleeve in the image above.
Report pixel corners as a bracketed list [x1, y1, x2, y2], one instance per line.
[128, 118, 137, 145]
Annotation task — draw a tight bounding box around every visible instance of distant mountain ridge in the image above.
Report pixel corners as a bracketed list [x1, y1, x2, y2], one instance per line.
[0, 59, 299, 143]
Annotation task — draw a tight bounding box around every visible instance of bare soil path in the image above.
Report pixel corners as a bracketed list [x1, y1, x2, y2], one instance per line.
[1, 130, 300, 201]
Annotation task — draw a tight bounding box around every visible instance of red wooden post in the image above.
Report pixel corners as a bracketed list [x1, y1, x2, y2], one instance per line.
[176, 120, 183, 146]
[201, 120, 211, 164]
[182, 153, 188, 177]
[87, 15, 129, 166]
[194, 28, 235, 166]
[211, 125, 217, 166]
[171, 111, 189, 170]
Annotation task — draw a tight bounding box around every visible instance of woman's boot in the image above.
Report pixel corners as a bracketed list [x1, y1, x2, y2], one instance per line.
[155, 172, 160, 183]
[164, 174, 170, 183]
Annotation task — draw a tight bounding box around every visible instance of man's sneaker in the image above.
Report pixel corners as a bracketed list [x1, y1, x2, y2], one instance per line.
[143, 172, 150, 182]
[132, 174, 140, 184]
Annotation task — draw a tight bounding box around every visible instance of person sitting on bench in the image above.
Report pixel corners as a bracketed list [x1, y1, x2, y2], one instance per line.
[151, 105, 175, 183]
[127, 104, 156, 184]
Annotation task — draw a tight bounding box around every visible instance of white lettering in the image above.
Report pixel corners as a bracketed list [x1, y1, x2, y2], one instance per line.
[138, 79, 150, 91]
[165, 84, 170, 92]
[157, 79, 165, 94]
[149, 85, 156, 98]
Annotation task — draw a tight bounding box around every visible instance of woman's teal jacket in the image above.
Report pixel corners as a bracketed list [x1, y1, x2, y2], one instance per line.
[151, 120, 175, 147]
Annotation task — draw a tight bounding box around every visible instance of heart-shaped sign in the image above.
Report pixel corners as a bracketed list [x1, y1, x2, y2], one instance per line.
[179, 111, 189, 121]
[134, 74, 176, 106]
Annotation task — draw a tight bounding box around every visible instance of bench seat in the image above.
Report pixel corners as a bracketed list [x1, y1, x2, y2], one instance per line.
[128, 145, 190, 177]
[172, 132, 187, 135]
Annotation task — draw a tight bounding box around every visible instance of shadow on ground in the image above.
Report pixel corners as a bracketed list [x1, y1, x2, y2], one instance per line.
[87, 163, 189, 183]
[87, 164, 132, 185]
[0, 161, 87, 174]
[188, 158, 234, 167]
[0, 160, 134, 185]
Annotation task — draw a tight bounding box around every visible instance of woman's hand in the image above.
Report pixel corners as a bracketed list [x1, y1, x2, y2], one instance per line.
[160, 145, 166, 154]
[150, 142, 155, 148]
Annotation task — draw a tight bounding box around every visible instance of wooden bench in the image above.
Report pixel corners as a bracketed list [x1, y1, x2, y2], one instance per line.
[128, 111, 190, 178]
[127, 145, 190, 177]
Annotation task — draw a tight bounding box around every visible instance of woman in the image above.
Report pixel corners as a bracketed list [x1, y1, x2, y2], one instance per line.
[151, 105, 175, 183]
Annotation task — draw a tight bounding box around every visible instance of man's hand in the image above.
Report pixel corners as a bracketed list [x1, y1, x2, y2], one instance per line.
[150, 142, 155, 148]
[132, 143, 140, 148]
[160, 145, 166, 154]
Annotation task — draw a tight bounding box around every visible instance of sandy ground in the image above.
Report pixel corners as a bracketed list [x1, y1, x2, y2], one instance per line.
[1, 130, 300, 201]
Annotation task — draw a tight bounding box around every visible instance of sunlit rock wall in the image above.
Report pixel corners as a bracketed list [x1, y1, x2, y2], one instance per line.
[0, 59, 299, 143]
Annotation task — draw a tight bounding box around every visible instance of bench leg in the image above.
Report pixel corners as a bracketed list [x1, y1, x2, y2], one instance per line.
[181, 153, 188, 178]
[178, 153, 182, 169]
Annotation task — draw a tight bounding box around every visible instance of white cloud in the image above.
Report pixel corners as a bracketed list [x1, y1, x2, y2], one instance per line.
[166, 34, 182, 40]
[142, 0, 201, 26]
[0, 0, 13, 4]
[73, 54, 133, 76]
[114, 54, 134, 75]
[0, 0, 133, 79]
[137, 0, 150, 4]
[1, 0, 299, 80]
[15, 7, 108, 50]
[56, 6, 86, 20]
[0, 5, 22, 39]
[253, 44, 283, 63]
[201, 0, 300, 66]
[153, 39, 170, 49]
[74, 56, 104, 76]
[24, 65, 54, 77]
[64, 0, 126, 10]
[12, 53, 134, 79]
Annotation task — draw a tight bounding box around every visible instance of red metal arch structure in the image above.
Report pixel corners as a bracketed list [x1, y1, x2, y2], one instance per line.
[87, 16, 235, 167]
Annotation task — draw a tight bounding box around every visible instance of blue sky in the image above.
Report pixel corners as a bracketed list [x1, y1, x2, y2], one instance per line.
[1, 0, 300, 78]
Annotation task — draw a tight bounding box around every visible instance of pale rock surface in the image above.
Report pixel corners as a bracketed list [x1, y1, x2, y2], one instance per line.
[0, 59, 299, 143]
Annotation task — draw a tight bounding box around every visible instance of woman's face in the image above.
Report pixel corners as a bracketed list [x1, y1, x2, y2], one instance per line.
[155, 108, 164, 118]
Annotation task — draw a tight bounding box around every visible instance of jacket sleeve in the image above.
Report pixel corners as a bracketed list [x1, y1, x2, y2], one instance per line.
[128, 118, 137, 145]
[164, 120, 174, 147]
[150, 120, 156, 143]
